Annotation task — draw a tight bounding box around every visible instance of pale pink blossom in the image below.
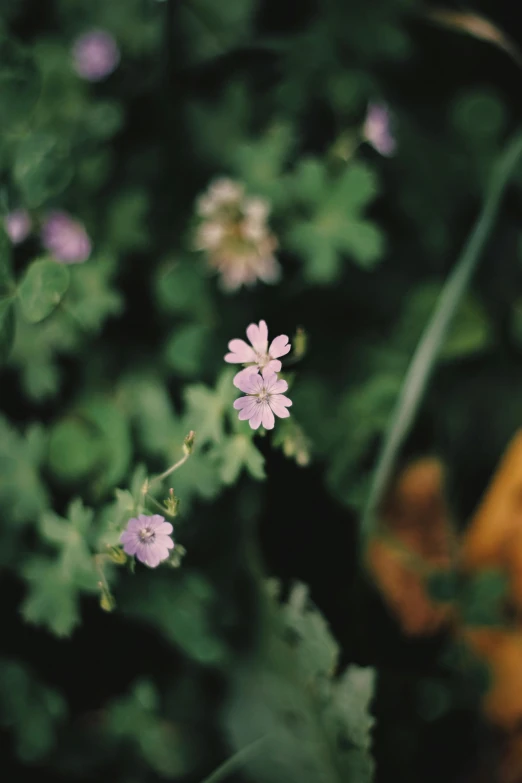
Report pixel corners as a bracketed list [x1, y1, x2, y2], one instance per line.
[194, 178, 281, 291]
[225, 320, 291, 378]
[362, 102, 396, 157]
[4, 210, 31, 244]
[72, 30, 120, 82]
[120, 514, 174, 568]
[233, 366, 292, 430]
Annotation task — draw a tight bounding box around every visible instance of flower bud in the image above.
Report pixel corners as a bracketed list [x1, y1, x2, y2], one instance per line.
[183, 430, 195, 455]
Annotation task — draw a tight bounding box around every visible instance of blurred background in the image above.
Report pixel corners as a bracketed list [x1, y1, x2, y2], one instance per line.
[3, 1, 522, 782]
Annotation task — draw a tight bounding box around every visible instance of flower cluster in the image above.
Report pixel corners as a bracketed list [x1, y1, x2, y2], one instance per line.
[225, 320, 292, 430]
[194, 178, 281, 292]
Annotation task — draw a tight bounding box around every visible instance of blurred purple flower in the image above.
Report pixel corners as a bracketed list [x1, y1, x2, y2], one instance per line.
[363, 102, 396, 156]
[225, 319, 291, 376]
[72, 30, 120, 82]
[41, 211, 91, 264]
[120, 514, 174, 568]
[233, 366, 292, 431]
[4, 209, 31, 244]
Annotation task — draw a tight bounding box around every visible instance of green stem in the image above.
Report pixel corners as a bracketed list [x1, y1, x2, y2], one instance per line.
[148, 452, 189, 487]
[198, 736, 269, 783]
[361, 129, 522, 546]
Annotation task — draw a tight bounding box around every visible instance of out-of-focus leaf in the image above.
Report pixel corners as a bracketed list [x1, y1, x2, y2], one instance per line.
[179, 0, 255, 65]
[0, 660, 66, 763]
[122, 571, 228, 665]
[224, 582, 375, 783]
[18, 258, 70, 324]
[215, 434, 266, 484]
[164, 323, 212, 377]
[14, 133, 72, 207]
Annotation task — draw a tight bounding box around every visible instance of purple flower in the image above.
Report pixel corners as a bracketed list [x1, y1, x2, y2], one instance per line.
[5, 209, 31, 244]
[233, 366, 292, 430]
[362, 102, 396, 157]
[120, 514, 174, 568]
[41, 211, 91, 264]
[225, 320, 291, 380]
[72, 30, 120, 82]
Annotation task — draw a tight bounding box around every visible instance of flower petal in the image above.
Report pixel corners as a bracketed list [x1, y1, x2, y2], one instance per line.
[269, 394, 292, 418]
[234, 395, 255, 410]
[156, 522, 173, 535]
[246, 320, 268, 353]
[237, 399, 258, 421]
[144, 548, 163, 568]
[269, 334, 291, 359]
[234, 368, 263, 394]
[120, 532, 139, 555]
[265, 358, 282, 373]
[261, 367, 278, 388]
[225, 339, 257, 364]
[157, 535, 174, 550]
[149, 514, 167, 529]
[126, 517, 142, 533]
[270, 378, 289, 394]
[261, 405, 275, 430]
[249, 406, 264, 430]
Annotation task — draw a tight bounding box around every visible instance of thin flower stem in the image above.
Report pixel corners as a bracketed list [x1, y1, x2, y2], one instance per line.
[148, 452, 190, 487]
[198, 736, 269, 783]
[144, 492, 170, 516]
[361, 129, 522, 548]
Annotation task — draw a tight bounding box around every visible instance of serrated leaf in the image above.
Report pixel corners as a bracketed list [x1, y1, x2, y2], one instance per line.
[18, 258, 70, 323]
[216, 434, 266, 484]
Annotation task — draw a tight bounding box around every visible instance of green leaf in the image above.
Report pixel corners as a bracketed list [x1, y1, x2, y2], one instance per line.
[0, 295, 15, 363]
[164, 323, 211, 377]
[179, 0, 255, 65]
[47, 418, 104, 483]
[224, 582, 375, 783]
[14, 133, 72, 207]
[0, 660, 66, 763]
[18, 258, 70, 323]
[216, 434, 266, 484]
[184, 369, 236, 446]
[21, 557, 82, 637]
[0, 417, 48, 533]
[122, 571, 228, 665]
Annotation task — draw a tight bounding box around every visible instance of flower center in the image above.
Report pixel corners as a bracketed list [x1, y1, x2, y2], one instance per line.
[257, 389, 268, 403]
[255, 351, 270, 368]
[138, 527, 156, 544]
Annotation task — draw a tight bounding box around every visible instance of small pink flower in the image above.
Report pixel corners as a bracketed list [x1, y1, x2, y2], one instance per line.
[41, 211, 91, 264]
[4, 209, 31, 244]
[72, 30, 120, 82]
[225, 320, 291, 377]
[363, 101, 396, 157]
[120, 514, 174, 568]
[233, 366, 292, 430]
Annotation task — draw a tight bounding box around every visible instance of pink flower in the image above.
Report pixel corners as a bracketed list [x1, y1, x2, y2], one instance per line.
[225, 320, 291, 377]
[41, 211, 91, 264]
[72, 30, 120, 82]
[233, 366, 292, 430]
[362, 101, 396, 157]
[120, 514, 174, 568]
[194, 178, 281, 292]
[4, 209, 31, 244]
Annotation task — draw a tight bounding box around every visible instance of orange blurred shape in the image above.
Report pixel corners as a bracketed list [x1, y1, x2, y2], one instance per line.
[461, 430, 522, 609]
[425, 7, 522, 66]
[367, 457, 455, 635]
[463, 628, 522, 730]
